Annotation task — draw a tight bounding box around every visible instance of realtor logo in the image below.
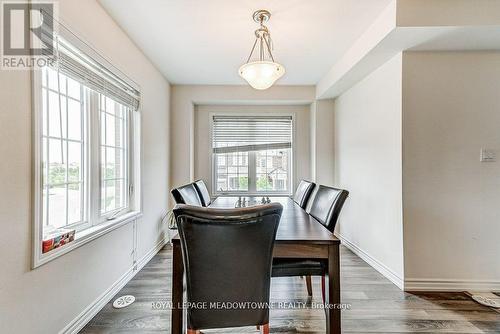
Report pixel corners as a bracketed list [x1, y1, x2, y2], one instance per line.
[1, 1, 56, 69]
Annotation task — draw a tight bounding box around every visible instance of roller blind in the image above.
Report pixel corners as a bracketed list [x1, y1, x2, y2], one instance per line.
[40, 11, 140, 110]
[212, 116, 292, 154]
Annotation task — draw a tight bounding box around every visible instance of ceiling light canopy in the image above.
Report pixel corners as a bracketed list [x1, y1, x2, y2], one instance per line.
[239, 10, 285, 90]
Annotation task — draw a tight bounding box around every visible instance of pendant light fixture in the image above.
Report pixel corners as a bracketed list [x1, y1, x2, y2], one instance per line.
[239, 10, 285, 90]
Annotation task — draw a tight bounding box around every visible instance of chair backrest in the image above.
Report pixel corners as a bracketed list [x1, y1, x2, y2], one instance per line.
[307, 185, 349, 233]
[173, 203, 282, 330]
[193, 179, 211, 207]
[293, 180, 316, 209]
[171, 183, 202, 206]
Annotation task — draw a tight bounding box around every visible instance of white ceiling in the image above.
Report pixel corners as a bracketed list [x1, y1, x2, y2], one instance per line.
[98, 0, 393, 85]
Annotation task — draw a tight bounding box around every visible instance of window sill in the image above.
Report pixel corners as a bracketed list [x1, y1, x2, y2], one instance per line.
[33, 211, 142, 269]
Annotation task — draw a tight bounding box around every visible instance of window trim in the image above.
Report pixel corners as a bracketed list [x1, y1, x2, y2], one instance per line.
[209, 111, 295, 197]
[96, 95, 133, 223]
[40, 68, 90, 231]
[31, 67, 142, 269]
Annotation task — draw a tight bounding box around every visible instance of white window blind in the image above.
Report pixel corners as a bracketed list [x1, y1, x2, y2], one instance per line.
[40, 11, 140, 110]
[212, 116, 292, 154]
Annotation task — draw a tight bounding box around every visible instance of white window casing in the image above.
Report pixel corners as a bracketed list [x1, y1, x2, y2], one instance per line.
[32, 13, 142, 268]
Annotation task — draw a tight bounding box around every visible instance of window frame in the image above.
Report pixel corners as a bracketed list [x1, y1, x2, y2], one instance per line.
[31, 67, 142, 269]
[209, 112, 295, 197]
[96, 94, 132, 222]
[40, 66, 90, 232]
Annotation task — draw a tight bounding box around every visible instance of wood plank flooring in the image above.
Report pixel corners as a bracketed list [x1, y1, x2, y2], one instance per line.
[81, 245, 500, 333]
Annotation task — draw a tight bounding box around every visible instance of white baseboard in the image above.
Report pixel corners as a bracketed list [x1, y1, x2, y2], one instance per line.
[336, 233, 404, 290]
[336, 234, 500, 292]
[404, 278, 500, 292]
[60, 237, 168, 334]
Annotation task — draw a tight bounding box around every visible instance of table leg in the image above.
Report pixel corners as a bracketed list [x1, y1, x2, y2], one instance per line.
[171, 242, 184, 334]
[326, 244, 340, 334]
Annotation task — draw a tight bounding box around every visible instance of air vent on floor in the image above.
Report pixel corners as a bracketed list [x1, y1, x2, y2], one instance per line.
[112, 295, 135, 309]
[471, 295, 500, 308]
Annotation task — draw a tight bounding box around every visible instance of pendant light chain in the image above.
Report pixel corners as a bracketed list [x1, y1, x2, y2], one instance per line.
[244, 11, 276, 64]
[259, 16, 265, 62]
[246, 38, 259, 63]
[264, 34, 275, 62]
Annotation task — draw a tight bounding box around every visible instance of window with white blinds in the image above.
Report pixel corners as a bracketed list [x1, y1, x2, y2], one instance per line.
[48, 36, 140, 110]
[32, 13, 142, 267]
[212, 115, 293, 194]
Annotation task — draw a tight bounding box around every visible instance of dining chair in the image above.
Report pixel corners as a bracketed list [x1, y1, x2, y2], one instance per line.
[171, 183, 203, 206]
[193, 179, 212, 207]
[273, 185, 349, 300]
[173, 203, 283, 334]
[293, 180, 316, 209]
[307, 185, 349, 233]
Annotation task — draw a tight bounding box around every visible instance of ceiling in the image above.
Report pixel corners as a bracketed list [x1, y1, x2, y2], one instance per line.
[98, 0, 393, 85]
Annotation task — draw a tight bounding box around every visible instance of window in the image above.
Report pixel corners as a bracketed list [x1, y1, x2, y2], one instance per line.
[41, 67, 86, 230]
[256, 149, 289, 192]
[216, 152, 249, 192]
[99, 96, 129, 217]
[33, 29, 141, 267]
[212, 115, 292, 195]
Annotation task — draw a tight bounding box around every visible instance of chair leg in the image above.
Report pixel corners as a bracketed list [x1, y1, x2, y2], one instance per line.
[321, 275, 326, 303]
[260, 323, 269, 334]
[305, 275, 313, 296]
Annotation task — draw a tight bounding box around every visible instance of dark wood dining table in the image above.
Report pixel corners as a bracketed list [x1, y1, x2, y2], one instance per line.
[171, 196, 341, 334]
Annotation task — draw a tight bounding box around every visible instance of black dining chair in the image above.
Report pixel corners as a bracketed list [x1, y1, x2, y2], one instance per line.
[173, 203, 283, 334]
[171, 183, 203, 206]
[273, 185, 349, 300]
[293, 180, 316, 209]
[193, 179, 212, 207]
[307, 185, 349, 233]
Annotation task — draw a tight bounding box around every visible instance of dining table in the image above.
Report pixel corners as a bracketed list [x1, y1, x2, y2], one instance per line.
[170, 196, 341, 334]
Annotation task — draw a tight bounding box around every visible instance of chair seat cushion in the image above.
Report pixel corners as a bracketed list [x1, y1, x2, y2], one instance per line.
[272, 258, 326, 277]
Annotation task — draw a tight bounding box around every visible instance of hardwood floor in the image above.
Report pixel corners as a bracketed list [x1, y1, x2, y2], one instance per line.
[81, 245, 500, 333]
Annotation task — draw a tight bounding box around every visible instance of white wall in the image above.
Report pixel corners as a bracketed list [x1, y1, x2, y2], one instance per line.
[169, 85, 316, 205]
[310, 100, 336, 185]
[194, 104, 311, 195]
[402, 51, 500, 290]
[333, 53, 404, 287]
[0, 0, 170, 332]
[396, 0, 500, 27]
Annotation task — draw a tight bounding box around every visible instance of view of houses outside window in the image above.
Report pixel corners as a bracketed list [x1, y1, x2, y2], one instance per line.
[215, 152, 249, 192]
[215, 149, 289, 193]
[212, 115, 292, 194]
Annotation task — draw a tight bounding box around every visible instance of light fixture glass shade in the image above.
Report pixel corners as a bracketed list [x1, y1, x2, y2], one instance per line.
[239, 61, 285, 90]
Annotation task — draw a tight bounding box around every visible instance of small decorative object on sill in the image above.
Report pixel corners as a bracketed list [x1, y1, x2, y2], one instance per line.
[42, 227, 75, 254]
[261, 197, 271, 204]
